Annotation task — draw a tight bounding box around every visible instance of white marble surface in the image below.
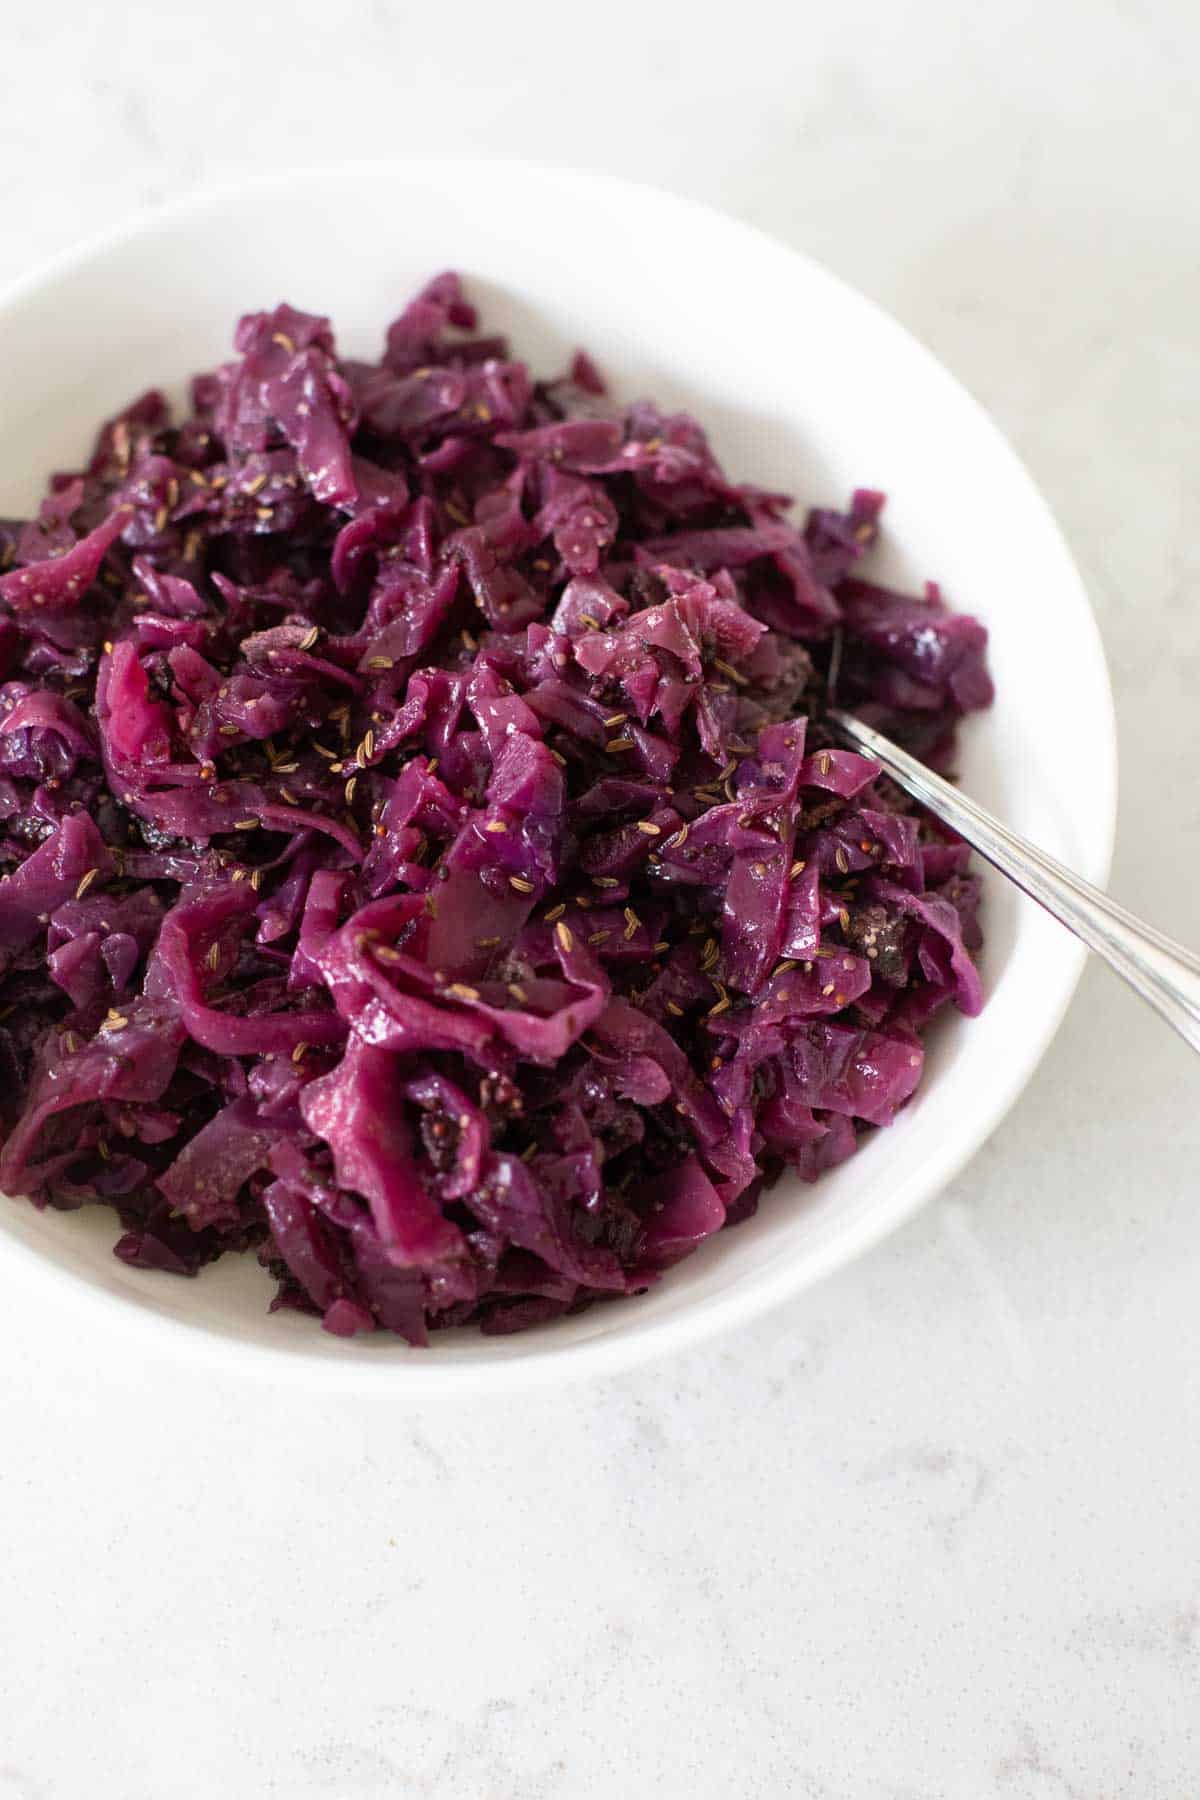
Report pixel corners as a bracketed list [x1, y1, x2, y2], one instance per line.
[1, 1, 1198, 1794]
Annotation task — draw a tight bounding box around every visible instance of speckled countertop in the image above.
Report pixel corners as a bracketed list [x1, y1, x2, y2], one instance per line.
[0, 2, 1198, 1794]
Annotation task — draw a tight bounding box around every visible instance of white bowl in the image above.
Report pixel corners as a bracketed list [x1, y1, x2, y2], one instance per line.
[0, 161, 1116, 1390]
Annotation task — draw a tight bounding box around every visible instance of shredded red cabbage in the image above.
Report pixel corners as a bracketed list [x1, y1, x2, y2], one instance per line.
[0, 275, 991, 1343]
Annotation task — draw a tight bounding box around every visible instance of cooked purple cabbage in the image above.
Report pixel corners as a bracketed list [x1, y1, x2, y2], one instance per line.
[0, 276, 991, 1344]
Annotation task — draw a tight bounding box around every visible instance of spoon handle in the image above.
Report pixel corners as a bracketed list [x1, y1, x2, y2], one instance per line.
[828, 709, 1200, 1054]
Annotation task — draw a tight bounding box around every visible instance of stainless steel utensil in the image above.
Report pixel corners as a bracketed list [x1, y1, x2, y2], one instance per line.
[828, 709, 1200, 1053]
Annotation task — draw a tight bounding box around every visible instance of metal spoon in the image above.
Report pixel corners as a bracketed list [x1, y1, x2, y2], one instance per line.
[828, 709, 1200, 1053]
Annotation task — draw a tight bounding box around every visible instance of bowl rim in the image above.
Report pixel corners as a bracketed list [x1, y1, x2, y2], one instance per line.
[0, 157, 1118, 1393]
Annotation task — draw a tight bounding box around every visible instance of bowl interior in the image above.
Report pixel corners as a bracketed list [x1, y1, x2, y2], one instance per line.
[0, 162, 1115, 1387]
